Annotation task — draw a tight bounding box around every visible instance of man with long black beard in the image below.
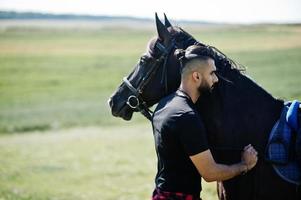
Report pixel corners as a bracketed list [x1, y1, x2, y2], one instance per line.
[151, 45, 258, 200]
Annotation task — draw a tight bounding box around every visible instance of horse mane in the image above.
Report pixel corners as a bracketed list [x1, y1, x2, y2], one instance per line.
[209, 45, 246, 73]
[146, 26, 246, 74]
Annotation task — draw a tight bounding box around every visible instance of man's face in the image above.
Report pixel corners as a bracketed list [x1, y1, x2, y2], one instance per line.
[197, 58, 218, 94]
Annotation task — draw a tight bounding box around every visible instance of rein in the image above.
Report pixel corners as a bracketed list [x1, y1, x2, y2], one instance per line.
[122, 40, 176, 121]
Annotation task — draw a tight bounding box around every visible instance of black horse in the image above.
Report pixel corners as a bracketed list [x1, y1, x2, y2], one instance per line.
[108, 14, 300, 200]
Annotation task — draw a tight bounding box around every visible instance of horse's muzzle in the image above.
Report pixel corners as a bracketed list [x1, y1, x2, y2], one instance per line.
[107, 96, 133, 121]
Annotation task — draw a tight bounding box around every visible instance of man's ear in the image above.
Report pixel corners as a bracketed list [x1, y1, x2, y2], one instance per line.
[192, 71, 201, 82]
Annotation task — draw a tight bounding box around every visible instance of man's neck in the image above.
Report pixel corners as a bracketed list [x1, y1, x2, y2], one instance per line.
[179, 84, 200, 104]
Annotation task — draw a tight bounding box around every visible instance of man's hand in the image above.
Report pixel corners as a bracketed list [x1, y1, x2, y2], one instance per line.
[241, 144, 258, 172]
[190, 146, 259, 182]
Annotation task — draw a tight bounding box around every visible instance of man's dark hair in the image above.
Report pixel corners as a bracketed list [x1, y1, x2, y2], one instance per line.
[175, 45, 215, 79]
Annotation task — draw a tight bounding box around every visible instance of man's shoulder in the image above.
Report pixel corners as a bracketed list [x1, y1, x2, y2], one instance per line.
[153, 93, 198, 125]
[157, 91, 193, 110]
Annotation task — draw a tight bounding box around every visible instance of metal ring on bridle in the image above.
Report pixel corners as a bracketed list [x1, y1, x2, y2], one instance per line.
[126, 95, 140, 109]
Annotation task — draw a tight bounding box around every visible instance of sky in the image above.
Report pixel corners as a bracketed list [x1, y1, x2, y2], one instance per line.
[0, 0, 301, 23]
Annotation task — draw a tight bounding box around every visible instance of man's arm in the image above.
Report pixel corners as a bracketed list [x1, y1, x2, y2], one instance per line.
[190, 144, 257, 182]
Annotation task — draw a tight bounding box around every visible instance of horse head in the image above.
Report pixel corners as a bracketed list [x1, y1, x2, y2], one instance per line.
[108, 13, 198, 120]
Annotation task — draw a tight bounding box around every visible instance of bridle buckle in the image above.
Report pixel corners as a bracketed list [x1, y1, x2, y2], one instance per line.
[126, 95, 140, 109]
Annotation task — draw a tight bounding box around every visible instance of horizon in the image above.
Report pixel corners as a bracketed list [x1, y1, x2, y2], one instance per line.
[0, 0, 300, 24]
[1, 10, 301, 25]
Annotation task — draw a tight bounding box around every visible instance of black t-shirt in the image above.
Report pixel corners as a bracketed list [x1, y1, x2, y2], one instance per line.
[152, 90, 209, 196]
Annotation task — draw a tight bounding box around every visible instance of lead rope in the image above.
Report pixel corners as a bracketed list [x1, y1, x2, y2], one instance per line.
[140, 106, 152, 121]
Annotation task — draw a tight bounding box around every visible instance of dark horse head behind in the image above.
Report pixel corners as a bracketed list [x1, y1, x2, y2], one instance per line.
[109, 14, 299, 200]
[108, 13, 197, 120]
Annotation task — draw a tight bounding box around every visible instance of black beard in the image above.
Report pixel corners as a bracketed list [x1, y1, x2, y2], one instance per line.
[197, 82, 212, 95]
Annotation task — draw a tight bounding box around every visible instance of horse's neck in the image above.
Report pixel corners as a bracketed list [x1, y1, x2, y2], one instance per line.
[197, 72, 284, 154]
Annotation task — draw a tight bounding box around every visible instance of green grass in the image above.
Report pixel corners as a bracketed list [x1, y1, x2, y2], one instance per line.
[0, 28, 153, 133]
[0, 24, 301, 133]
[0, 123, 217, 199]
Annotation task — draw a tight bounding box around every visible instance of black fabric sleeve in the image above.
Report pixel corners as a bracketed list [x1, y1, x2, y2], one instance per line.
[177, 111, 209, 156]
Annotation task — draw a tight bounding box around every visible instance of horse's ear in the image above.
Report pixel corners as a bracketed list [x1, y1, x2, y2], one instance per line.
[155, 13, 171, 42]
[164, 13, 172, 28]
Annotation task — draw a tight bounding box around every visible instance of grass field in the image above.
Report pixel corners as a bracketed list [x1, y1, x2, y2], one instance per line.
[0, 21, 301, 199]
[0, 23, 301, 133]
[0, 124, 217, 200]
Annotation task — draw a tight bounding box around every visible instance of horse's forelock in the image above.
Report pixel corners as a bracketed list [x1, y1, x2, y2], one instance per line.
[168, 26, 183, 36]
[146, 26, 192, 58]
[146, 37, 158, 58]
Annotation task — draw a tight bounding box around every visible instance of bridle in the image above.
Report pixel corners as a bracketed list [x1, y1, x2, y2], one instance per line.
[121, 31, 198, 121]
[122, 39, 177, 121]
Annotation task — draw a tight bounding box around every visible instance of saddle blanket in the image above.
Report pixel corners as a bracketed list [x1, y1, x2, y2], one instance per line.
[266, 100, 301, 185]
